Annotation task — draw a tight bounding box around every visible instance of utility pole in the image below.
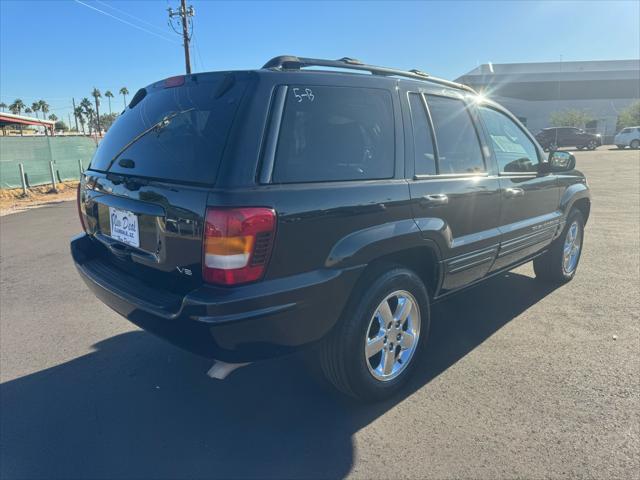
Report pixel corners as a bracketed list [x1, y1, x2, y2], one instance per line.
[72, 97, 79, 132]
[168, 0, 195, 75]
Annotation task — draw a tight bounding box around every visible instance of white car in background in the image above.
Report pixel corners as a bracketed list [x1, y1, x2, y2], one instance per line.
[614, 126, 640, 149]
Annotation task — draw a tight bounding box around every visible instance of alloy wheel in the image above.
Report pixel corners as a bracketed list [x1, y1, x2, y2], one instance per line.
[364, 290, 421, 382]
[562, 221, 582, 275]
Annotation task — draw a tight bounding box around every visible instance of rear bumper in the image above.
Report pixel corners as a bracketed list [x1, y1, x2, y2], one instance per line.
[71, 233, 363, 362]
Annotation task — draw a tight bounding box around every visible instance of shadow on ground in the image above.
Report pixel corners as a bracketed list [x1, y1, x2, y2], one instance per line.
[0, 272, 558, 479]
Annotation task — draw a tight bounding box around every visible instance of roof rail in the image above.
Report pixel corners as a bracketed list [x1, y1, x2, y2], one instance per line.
[262, 55, 477, 94]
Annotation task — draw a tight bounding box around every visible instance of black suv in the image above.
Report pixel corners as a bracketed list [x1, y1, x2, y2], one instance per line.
[535, 127, 602, 151]
[71, 56, 591, 401]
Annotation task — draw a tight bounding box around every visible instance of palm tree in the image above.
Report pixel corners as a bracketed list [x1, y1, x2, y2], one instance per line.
[105, 90, 114, 114]
[119, 87, 129, 109]
[38, 100, 50, 135]
[91, 88, 102, 135]
[48, 114, 58, 122]
[25, 108, 33, 114]
[8, 99, 24, 115]
[39, 100, 49, 118]
[9, 99, 25, 135]
[81, 98, 94, 135]
[31, 102, 41, 119]
[74, 106, 86, 135]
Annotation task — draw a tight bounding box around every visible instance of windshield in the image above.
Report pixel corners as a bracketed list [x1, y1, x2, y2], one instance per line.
[89, 72, 251, 184]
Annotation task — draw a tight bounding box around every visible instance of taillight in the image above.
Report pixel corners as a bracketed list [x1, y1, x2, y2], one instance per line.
[203, 207, 276, 285]
[164, 75, 185, 88]
[77, 182, 87, 232]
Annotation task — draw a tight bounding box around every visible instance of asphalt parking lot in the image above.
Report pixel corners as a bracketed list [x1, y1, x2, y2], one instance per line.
[1, 148, 638, 479]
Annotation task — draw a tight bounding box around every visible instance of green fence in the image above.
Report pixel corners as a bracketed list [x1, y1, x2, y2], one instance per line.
[0, 136, 97, 189]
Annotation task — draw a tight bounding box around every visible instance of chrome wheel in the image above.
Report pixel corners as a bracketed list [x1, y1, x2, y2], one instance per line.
[364, 290, 421, 382]
[563, 221, 582, 275]
[587, 140, 597, 150]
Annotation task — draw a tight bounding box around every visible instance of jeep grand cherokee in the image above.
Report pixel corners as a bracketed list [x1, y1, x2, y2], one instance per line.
[71, 56, 591, 401]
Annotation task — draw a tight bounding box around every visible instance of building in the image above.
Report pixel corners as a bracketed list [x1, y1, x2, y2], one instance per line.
[0, 111, 56, 135]
[455, 59, 640, 141]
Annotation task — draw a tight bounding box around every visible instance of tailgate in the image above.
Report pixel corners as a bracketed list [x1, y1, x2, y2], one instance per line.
[80, 173, 207, 290]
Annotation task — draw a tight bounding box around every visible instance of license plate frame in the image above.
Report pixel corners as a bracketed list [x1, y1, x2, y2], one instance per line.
[108, 206, 140, 248]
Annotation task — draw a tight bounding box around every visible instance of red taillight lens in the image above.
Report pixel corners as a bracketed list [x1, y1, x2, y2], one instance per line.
[164, 75, 185, 88]
[77, 182, 87, 232]
[203, 207, 276, 285]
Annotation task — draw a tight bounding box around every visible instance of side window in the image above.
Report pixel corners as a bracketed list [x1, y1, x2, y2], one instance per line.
[478, 106, 539, 173]
[272, 86, 394, 183]
[425, 95, 485, 174]
[408, 93, 436, 175]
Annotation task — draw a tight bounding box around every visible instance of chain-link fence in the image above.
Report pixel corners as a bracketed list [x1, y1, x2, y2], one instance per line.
[0, 136, 97, 189]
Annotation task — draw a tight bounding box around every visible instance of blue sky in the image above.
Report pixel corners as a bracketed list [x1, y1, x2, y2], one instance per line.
[1, 0, 639, 125]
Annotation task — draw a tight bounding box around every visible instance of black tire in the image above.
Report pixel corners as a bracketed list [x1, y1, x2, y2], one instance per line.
[320, 266, 430, 402]
[577, 146, 585, 150]
[616, 145, 626, 150]
[631, 139, 640, 150]
[534, 209, 585, 283]
[586, 140, 598, 150]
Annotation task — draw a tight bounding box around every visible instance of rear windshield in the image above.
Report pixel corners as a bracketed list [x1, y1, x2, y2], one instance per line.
[89, 72, 251, 184]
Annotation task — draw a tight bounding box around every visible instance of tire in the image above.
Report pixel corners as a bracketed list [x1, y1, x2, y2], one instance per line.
[577, 146, 585, 150]
[586, 139, 598, 150]
[320, 266, 430, 401]
[534, 209, 585, 283]
[616, 145, 626, 149]
[631, 139, 640, 150]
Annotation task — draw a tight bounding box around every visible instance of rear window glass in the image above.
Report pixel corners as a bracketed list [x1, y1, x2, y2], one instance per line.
[425, 95, 484, 174]
[272, 85, 394, 183]
[89, 73, 250, 184]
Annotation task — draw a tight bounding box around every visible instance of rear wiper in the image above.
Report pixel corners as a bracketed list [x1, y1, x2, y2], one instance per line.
[104, 108, 195, 172]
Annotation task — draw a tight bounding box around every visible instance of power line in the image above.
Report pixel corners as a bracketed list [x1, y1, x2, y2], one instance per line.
[190, 15, 206, 72]
[94, 0, 169, 36]
[74, 0, 180, 44]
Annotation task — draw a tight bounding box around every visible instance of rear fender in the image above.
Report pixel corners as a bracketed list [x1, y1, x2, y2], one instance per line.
[325, 219, 445, 294]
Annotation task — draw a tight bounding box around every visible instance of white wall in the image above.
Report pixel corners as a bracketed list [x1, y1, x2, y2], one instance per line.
[491, 96, 637, 138]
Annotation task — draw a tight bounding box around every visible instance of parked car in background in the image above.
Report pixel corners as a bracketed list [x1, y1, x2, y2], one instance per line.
[614, 126, 640, 149]
[71, 56, 591, 402]
[535, 127, 602, 151]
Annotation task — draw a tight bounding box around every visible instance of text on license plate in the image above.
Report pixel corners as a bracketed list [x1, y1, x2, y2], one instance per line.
[108, 207, 140, 248]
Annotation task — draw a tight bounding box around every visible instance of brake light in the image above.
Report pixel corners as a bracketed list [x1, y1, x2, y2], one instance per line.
[77, 182, 86, 232]
[164, 75, 185, 88]
[203, 208, 276, 285]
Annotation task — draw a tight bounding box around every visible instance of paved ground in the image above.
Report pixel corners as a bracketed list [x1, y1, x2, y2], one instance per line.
[1, 148, 639, 479]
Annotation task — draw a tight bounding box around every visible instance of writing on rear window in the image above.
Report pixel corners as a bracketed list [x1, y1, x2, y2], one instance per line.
[293, 88, 315, 102]
[273, 85, 394, 183]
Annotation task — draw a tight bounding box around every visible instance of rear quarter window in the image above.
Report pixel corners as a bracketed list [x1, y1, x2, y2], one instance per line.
[271, 85, 395, 183]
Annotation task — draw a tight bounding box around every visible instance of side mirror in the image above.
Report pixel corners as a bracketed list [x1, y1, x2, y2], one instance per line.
[547, 151, 576, 172]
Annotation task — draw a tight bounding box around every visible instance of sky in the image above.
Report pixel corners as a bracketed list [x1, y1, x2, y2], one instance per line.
[1, 0, 639, 125]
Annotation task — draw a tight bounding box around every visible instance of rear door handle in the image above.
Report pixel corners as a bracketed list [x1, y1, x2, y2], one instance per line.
[421, 194, 449, 206]
[504, 187, 524, 198]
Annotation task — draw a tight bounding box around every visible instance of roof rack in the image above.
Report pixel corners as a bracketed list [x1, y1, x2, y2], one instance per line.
[262, 55, 477, 94]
